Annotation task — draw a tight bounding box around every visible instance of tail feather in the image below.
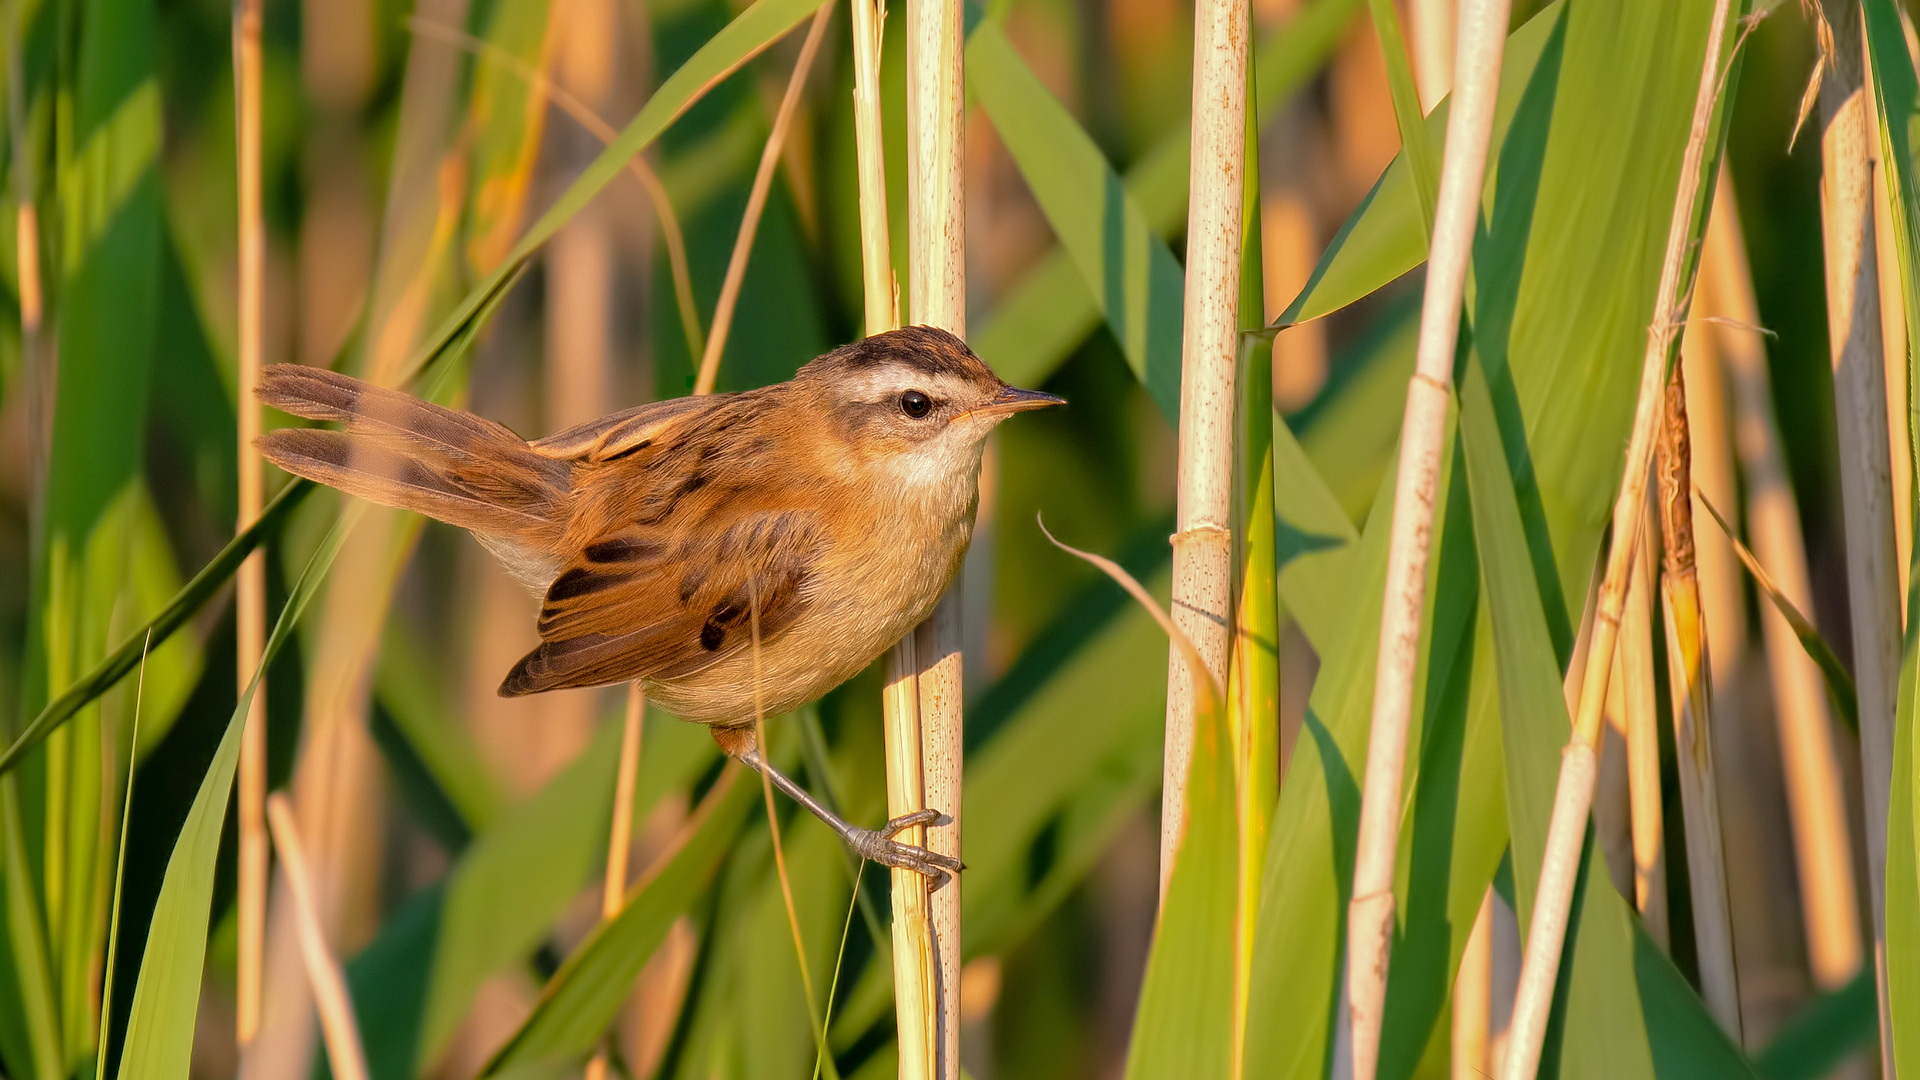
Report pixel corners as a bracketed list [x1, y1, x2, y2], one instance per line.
[256, 365, 572, 549]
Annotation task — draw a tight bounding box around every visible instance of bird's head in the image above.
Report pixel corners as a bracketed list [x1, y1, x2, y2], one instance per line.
[797, 326, 1064, 467]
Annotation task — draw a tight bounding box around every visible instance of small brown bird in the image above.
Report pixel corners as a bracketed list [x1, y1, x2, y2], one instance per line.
[257, 325, 1061, 880]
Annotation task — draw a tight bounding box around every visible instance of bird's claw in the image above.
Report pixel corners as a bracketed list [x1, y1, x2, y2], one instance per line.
[848, 809, 964, 886]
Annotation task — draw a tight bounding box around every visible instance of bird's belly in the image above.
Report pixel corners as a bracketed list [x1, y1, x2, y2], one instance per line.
[642, 515, 969, 724]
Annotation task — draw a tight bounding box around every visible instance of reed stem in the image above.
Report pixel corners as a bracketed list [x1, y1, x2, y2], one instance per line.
[851, 0, 938, 1073]
[694, 4, 834, 394]
[1816, 3, 1901, 1066]
[1655, 362, 1743, 1041]
[234, 0, 269, 1046]
[903, 11, 969, 1023]
[1708, 169, 1866, 994]
[1342, 0, 1508, 1068]
[1165, 0, 1250, 909]
[1498, 0, 1731, 1073]
[265, 794, 371, 1080]
[1621, 511, 1667, 949]
[1228, 48, 1278, 1077]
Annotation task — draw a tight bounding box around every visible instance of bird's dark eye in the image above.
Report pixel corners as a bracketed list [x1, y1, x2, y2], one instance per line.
[900, 390, 933, 418]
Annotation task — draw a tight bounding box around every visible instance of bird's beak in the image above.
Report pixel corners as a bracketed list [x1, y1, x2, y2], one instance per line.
[964, 385, 1066, 421]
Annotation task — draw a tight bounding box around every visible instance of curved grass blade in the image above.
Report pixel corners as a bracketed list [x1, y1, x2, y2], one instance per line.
[0, 477, 316, 778]
[1032, 524, 1234, 1079]
[113, 502, 359, 1080]
[1697, 495, 1858, 731]
[395, 0, 831, 387]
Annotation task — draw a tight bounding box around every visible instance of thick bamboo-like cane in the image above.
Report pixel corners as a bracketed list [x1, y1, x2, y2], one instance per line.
[850, 0, 936, 1075]
[264, 795, 370, 1080]
[1654, 364, 1743, 1040]
[234, 0, 269, 1045]
[1497, 2, 1731, 1075]
[905, 0, 967, 1066]
[1164, 0, 1249, 905]
[1816, 4, 1901, 1069]
[1707, 170, 1867, 995]
[694, 4, 833, 395]
[1342, 0, 1509, 1070]
[1621, 512, 1668, 949]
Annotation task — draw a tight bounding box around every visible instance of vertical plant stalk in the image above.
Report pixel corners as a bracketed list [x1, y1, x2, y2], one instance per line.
[1451, 888, 1493, 1079]
[1408, 0, 1454, 112]
[852, 0, 934, 1074]
[850, 0, 898, 337]
[1709, 169, 1866, 994]
[264, 794, 371, 1080]
[1498, 1, 1731, 1074]
[1815, 1, 1901, 1067]
[906, 0, 967, 1068]
[693, 3, 834, 394]
[1228, 49, 1278, 1076]
[233, 0, 270, 1047]
[1869, 104, 1912, 607]
[1165, 0, 1249, 906]
[1654, 364, 1743, 1040]
[583, 684, 645, 1080]
[1342, 0, 1509, 1070]
[1621, 511, 1668, 949]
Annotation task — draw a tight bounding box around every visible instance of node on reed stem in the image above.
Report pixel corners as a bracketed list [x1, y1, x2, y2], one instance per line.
[1343, 0, 1510, 1069]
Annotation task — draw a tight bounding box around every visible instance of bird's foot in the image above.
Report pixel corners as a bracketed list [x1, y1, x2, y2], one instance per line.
[845, 809, 964, 886]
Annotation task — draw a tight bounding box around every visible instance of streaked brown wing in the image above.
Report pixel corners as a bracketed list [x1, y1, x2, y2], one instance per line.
[528, 394, 726, 462]
[499, 509, 823, 696]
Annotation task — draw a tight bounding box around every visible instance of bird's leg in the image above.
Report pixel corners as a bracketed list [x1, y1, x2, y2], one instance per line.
[735, 745, 963, 887]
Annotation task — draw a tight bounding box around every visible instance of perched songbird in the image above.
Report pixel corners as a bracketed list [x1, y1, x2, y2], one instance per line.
[256, 325, 1062, 880]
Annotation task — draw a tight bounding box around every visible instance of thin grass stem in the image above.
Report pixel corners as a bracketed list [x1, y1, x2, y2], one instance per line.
[694, 3, 833, 394]
[264, 794, 371, 1080]
[406, 16, 708, 364]
[1620, 512, 1667, 949]
[233, 0, 269, 1046]
[1498, 0, 1734, 1073]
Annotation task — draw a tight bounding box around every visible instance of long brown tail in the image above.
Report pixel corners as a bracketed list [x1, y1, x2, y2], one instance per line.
[256, 365, 571, 547]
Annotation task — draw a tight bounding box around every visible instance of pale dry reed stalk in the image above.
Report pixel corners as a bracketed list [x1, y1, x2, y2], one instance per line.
[1707, 169, 1866, 996]
[1497, 1, 1731, 1073]
[265, 794, 371, 1080]
[583, 684, 645, 1080]
[234, 0, 269, 1045]
[1655, 364, 1742, 1040]
[1451, 889, 1493, 1080]
[1165, 0, 1249, 907]
[905, 0, 968, 1068]
[1621, 513, 1668, 949]
[1816, 2, 1901, 1067]
[404, 16, 708, 364]
[848, 0, 937, 1074]
[694, 3, 834, 394]
[246, 6, 472, 1073]
[1343, 0, 1510, 1069]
